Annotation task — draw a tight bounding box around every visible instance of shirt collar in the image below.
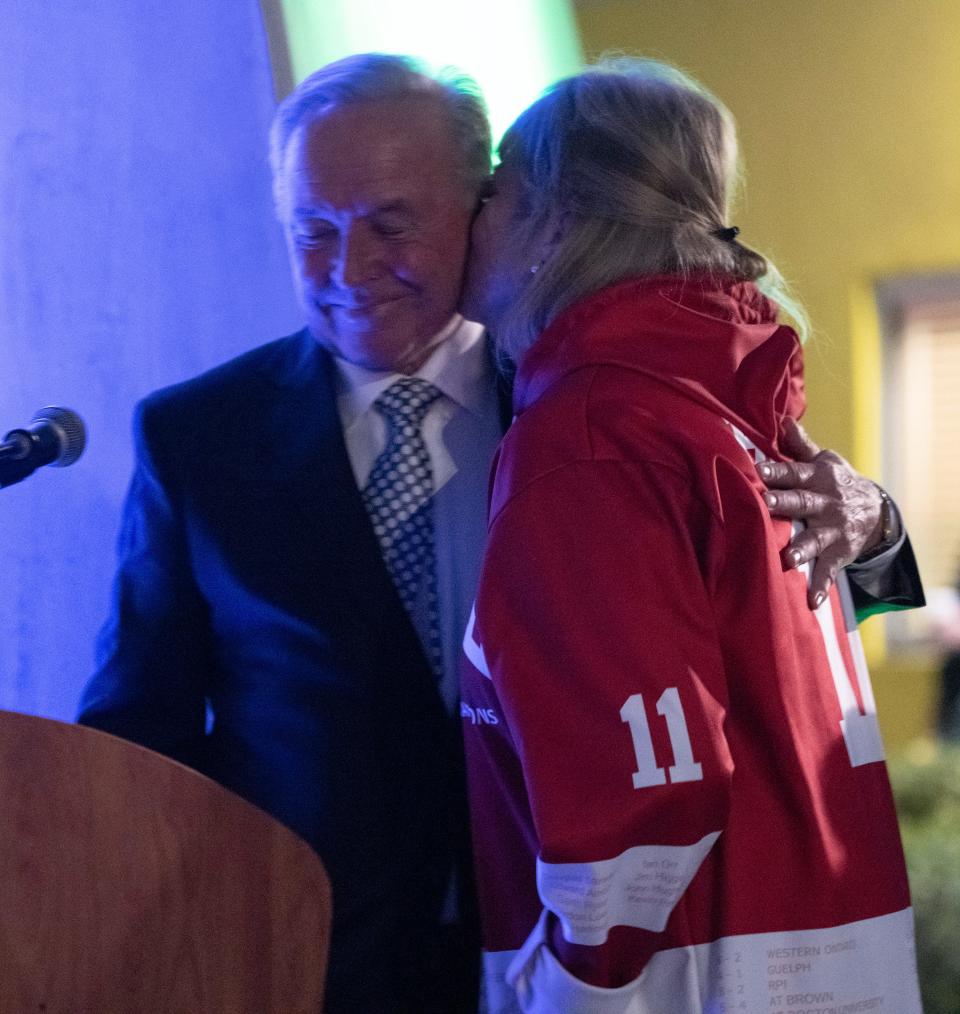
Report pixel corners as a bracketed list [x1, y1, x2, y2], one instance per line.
[332, 315, 491, 427]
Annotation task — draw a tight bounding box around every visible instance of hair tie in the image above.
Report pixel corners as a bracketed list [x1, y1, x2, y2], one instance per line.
[713, 225, 740, 243]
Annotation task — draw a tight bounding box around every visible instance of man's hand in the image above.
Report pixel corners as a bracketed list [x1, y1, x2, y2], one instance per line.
[757, 417, 885, 609]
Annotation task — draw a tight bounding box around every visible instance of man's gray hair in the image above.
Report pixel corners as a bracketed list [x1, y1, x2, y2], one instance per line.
[269, 52, 491, 212]
[494, 57, 809, 359]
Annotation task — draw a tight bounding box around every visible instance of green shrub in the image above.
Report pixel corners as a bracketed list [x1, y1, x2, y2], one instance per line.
[889, 743, 960, 1014]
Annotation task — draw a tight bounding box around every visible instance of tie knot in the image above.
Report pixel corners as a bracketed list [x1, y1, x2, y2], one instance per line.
[374, 377, 443, 426]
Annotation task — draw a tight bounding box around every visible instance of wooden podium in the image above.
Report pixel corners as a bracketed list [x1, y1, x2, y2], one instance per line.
[0, 710, 331, 1012]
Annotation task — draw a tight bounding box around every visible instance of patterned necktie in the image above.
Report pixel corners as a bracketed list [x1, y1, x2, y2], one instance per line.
[361, 377, 444, 679]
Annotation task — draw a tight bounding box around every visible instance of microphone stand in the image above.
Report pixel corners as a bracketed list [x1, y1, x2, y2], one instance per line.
[0, 458, 40, 489]
[0, 431, 42, 489]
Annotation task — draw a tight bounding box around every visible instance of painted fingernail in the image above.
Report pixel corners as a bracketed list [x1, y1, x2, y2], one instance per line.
[790, 549, 803, 565]
[764, 492, 777, 507]
[813, 591, 825, 608]
[759, 464, 772, 478]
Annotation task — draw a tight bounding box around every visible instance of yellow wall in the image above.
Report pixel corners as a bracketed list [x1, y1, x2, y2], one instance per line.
[574, 0, 960, 746]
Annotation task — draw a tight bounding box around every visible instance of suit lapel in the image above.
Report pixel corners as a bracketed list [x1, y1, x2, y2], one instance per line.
[259, 332, 438, 691]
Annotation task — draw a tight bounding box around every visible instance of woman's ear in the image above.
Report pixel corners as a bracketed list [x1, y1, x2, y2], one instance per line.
[532, 210, 569, 271]
[547, 210, 571, 250]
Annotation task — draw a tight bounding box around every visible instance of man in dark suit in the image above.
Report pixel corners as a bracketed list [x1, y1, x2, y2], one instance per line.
[77, 54, 921, 1013]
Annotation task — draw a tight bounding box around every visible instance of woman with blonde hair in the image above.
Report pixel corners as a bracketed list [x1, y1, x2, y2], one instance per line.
[459, 59, 921, 1013]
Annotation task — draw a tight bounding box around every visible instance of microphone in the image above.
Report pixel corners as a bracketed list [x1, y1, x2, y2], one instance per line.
[0, 407, 87, 489]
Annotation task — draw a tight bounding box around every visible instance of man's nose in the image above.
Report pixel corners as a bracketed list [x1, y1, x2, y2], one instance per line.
[331, 227, 378, 290]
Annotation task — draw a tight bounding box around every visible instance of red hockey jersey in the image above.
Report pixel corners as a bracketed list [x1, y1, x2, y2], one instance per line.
[461, 275, 921, 1013]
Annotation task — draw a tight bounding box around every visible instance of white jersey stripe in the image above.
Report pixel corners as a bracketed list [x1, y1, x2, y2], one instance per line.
[490, 907, 921, 1014]
[536, 832, 721, 945]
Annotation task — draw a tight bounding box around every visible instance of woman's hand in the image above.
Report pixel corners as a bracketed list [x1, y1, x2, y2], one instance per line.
[757, 418, 888, 608]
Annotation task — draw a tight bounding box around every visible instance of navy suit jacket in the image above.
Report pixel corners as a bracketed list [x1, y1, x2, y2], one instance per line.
[79, 330, 484, 1011]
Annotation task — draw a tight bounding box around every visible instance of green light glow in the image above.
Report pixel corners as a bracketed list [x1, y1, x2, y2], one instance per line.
[277, 0, 583, 146]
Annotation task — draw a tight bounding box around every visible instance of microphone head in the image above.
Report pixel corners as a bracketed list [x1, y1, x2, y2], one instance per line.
[32, 407, 86, 467]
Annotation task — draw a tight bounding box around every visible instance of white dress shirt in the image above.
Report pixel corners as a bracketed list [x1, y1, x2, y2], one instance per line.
[332, 314, 504, 712]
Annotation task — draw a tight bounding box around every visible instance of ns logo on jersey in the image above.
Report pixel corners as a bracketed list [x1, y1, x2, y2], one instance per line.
[460, 702, 500, 726]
